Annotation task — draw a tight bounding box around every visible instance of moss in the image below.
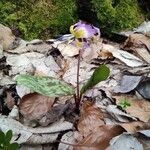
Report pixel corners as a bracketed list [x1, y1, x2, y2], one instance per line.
[0, 0, 145, 40]
[92, 0, 144, 33]
[0, 0, 77, 40]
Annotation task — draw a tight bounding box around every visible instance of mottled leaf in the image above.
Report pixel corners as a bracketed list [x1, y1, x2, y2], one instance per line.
[16, 74, 75, 97]
[81, 65, 110, 94]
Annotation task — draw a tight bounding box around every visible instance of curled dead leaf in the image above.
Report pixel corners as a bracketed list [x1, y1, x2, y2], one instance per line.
[19, 93, 54, 120]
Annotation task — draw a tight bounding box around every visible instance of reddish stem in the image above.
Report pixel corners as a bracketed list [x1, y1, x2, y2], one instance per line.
[76, 49, 81, 109]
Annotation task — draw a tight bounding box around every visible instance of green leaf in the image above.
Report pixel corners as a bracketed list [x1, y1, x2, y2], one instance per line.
[8, 143, 19, 150]
[0, 131, 5, 144]
[4, 130, 12, 144]
[81, 65, 110, 94]
[16, 74, 75, 97]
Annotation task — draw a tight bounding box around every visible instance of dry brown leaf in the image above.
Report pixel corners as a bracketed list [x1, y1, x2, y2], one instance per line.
[120, 121, 149, 134]
[115, 96, 150, 122]
[74, 125, 124, 150]
[74, 101, 125, 150]
[123, 33, 150, 64]
[5, 91, 15, 109]
[39, 102, 72, 126]
[19, 93, 54, 120]
[77, 101, 105, 137]
[98, 50, 113, 59]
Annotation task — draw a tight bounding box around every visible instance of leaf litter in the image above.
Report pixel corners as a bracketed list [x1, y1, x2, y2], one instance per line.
[0, 22, 150, 149]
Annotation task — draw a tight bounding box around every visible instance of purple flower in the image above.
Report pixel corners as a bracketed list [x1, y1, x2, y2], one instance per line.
[70, 21, 100, 48]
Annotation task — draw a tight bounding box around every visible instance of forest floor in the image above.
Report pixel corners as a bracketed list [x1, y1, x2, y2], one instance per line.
[0, 22, 150, 150]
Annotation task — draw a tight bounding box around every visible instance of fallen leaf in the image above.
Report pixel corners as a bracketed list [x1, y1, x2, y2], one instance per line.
[107, 134, 143, 150]
[0, 24, 16, 50]
[98, 50, 113, 59]
[63, 59, 95, 87]
[115, 96, 150, 122]
[0, 115, 73, 144]
[19, 93, 54, 120]
[74, 125, 125, 150]
[123, 33, 150, 64]
[113, 75, 142, 93]
[39, 102, 71, 126]
[120, 121, 147, 134]
[74, 102, 125, 150]
[106, 105, 137, 122]
[136, 80, 150, 100]
[133, 21, 150, 34]
[102, 44, 144, 67]
[77, 101, 105, 137]
[5, 91, 15, 109]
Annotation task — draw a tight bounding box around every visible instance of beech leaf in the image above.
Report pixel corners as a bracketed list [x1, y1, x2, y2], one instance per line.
[16, 74, 75, 97]
[81, 65, 110, 94]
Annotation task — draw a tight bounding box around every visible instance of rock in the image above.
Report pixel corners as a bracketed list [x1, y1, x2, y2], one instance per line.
[0, 24, 16, 50]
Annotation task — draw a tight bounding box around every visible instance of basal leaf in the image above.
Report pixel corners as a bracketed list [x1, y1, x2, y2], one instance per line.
[80, 64, 110, 94]
[16, 74, 75, 97]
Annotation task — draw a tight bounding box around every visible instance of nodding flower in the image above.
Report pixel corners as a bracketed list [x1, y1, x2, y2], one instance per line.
[70, 20, 100, 48]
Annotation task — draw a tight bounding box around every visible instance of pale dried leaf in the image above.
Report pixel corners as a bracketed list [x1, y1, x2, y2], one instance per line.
[0, 115, 73, 144]
[102, 44, 144, 67]
[113, 75, 142, 93]
[8, 105, 19, 120]
[123, 33, 150, 64]
[58, 131, 74, 150]
[106, 105, 137, 122]
[107, 134, 143, 150]
[0, 24, 16, 50]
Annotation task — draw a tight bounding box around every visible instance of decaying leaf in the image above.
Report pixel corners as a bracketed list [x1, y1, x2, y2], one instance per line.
[5, 91, 15, 109]
[0, 115, 73, 144]
[0, 24, 16, 50]
[19, 93, 54, 120]
[115, 96, 150, 122]
[106, 105, 137, 122]
[74, 102, 125, 150]
[120, 121, 148, 134]
[63, 59, 95, 87]
[39, 102, 72, 126]
[107, 134, 143, 150]
[136, 80, 150, 100]
[77, 101, 105, 137]
[57, 43, 79, 57]
[113, 75, 142, 93]
[16, 74, 75, 97]
[101, 44, 144, 67]
[123, 33, 150, 64]
[81, 64, 110, 95]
